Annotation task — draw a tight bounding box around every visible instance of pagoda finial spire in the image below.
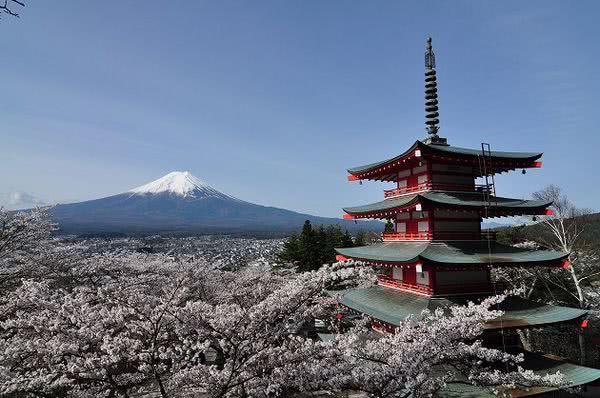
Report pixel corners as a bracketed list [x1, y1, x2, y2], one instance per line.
[424, 37, 443, 142]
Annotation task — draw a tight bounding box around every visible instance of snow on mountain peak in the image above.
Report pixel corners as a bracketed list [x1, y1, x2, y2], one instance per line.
[130, 171, 236, 199]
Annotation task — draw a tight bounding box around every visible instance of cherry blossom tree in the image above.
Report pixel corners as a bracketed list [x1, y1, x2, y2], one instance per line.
[496, 186, 598, 363]
[0, 255, 371, 397]
[1, 260, 564, 397]
[0, 207, 88, 296]
[0, 207, 54, 259]
[0, 256, 189, 397]
[312, 295, 563, 398]
[0, 207, 57, 290]
[0, 209, 565, 397]
[530, 185, 597, 310]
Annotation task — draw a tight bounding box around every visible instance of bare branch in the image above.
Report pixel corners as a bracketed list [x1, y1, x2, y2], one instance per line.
[0, 0, 25, 19]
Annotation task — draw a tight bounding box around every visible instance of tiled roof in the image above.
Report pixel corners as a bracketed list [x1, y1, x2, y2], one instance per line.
[330, 286, 587, 330]
[347, 140, 543, 175]
[342, 191, 551, 216]
[335, 241, 567, 266]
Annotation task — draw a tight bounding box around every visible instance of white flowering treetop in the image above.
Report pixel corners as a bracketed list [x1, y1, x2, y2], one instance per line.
[0, 208, 563, 397]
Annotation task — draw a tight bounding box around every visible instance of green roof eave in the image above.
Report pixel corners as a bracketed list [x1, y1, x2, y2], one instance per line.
[331, 286, 587, 330]
[509, 352, 600, 393]
[347, 142, 419, 175]
[336, 242, 427, 264]
[328, 285, 432, 325]
[422, 191, 551, 209]
[335, 241, 568, 266]
[317, 335, 600, 396]
[423, 241, 568, 265]
[346, 141, 543, 176]
[424, 141, 542, 161]
[343, 191, 551, 216]
[439, 352, 600, 397]
[489, 297, 588, 329]
[343, 194, 419, 215]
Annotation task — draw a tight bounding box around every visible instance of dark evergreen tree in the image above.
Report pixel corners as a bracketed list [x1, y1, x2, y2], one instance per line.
[326, 224, 344, 247]
[279, 233, 300, 262]
[341, 230, 354, 248]
[496, 224, 527, 245]
[298, 220, 320, 272]
[316, 225, 330, 266]
[322, 225, 345, 264]
[354, 231, 366, 247]
[279, 222, 366, 272]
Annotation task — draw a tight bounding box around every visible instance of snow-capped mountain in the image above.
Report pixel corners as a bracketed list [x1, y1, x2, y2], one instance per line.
[0, 192, 47, 210]
[49, 171, 378, 235]
[130, 171, 239, 201]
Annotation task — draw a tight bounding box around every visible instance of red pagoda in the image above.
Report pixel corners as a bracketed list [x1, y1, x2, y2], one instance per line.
[333, 38, 600, 396]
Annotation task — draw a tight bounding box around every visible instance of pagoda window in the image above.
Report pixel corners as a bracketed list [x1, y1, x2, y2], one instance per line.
[416, 270, 430, 285]
[417, 174, 428, 185]
[392, 267, 403, 281]
[418, 221, 429, 232]
[397, 179, 408, 189]
[396, 222, 406, 233]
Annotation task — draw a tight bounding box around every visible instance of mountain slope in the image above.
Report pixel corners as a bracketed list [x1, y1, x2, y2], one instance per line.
[50, 171, 379, 234]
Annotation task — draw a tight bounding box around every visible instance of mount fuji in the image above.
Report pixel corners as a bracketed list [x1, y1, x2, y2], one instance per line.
[50, 171, 378, 235]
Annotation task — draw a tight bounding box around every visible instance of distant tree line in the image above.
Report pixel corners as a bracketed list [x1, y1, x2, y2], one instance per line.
[279, 220, 369, 272]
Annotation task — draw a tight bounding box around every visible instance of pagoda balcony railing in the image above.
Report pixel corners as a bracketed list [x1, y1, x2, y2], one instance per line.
[381, 232, 433, 241]
[378, 276, 508, 296]
[377, 276, 432, 294]
[383, 182, 481, 198]
[382, 231, 497, 241]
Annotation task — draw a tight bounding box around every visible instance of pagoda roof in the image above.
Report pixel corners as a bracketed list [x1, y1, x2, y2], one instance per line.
[343, 191, 551, 218]
[319, 331, 600, 395]
[439, 351, 600, 397]
[330, 285, 587, 330]
[347, 141, 543, 179]
[335, 241, 567, 267]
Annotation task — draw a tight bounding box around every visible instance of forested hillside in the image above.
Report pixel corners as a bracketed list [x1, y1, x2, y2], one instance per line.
[497, 212, 600, 249]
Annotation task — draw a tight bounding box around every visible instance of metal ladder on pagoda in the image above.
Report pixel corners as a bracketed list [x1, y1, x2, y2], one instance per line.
[478, 143, 510, 366]
[478, 143, 497, 208]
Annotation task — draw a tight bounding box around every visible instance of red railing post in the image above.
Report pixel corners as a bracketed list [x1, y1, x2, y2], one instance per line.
[382, 232, 433, 241]
[383, 231, 497, 241]
[383, 182, 479, 199]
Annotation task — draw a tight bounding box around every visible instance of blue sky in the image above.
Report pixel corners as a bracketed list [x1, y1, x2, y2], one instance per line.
[1, 1, 598, 217]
